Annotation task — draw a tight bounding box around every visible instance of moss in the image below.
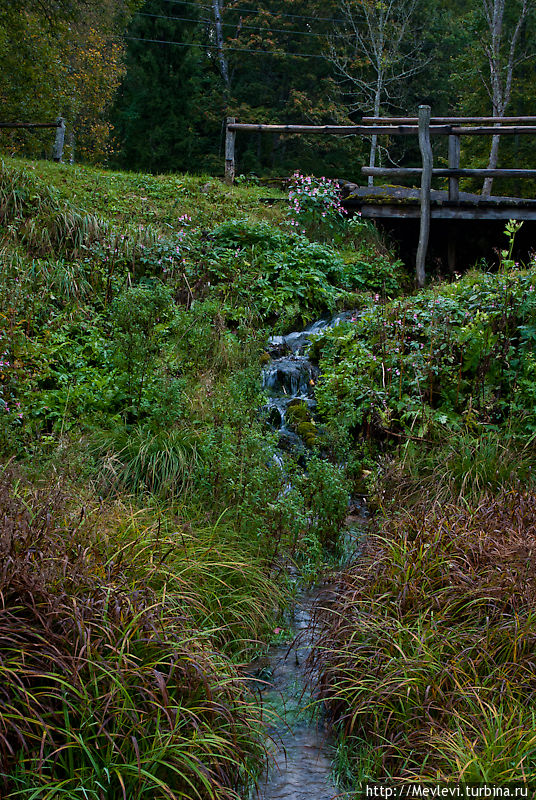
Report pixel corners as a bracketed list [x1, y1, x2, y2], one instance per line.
[296, 420, 318, 447]
[286, 399, 310, 424]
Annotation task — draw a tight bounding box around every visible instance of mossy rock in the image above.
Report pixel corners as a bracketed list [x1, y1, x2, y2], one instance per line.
[260, 351, 271, 365]
[296, 420, 318, 447]
[286, 399, 310, 424]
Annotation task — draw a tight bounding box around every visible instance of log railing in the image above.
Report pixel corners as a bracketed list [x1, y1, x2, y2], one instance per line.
[225, 108, 536, 285]
[0, 118, 65, 162]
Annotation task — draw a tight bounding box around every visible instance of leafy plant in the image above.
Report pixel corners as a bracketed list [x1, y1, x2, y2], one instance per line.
[286, 171, 347, 240]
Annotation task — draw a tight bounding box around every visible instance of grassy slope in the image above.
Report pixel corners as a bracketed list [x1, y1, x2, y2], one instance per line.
[4, 155, 536, 794]
[0, 158, 294, 799]
[6, 156, 287, 229]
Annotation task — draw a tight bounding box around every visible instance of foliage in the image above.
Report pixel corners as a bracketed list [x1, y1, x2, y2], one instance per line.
[200, 218, 400, 328]
[314, 267, 536, 439]
[286, 171, 348, 240]
[0, 1, 142, 162]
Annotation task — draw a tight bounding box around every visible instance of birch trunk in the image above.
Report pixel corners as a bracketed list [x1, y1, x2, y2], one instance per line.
[212, 0, 230, 90]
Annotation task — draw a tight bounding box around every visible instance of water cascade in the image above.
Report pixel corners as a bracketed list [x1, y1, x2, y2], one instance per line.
[253, 312, 365, 800]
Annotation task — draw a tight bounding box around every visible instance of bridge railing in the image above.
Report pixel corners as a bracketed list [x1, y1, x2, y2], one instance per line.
[225, 108, 536, 285]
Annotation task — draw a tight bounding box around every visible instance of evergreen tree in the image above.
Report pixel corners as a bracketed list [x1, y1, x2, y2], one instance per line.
[111, 1, 209, 173]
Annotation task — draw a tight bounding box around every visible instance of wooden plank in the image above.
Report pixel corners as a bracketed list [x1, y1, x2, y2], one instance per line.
[362, 167, 536, 177]
[363, 116, 536, 124]
[229, 122, 536, 136]
[360, 205, 536, 221]
[225, 116, 236, 185]
[450, 125, 536, 135]
[416, 105, 432, 288]
[227, 122, 452, 136]
[0, 122, 61, 128]
[448, 134, 460, 202]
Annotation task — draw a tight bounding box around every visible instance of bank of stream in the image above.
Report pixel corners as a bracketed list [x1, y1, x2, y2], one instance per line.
[251, 314, 367, 800]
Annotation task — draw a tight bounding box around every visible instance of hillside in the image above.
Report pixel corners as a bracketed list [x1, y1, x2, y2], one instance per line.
[2, 156, 536, 796]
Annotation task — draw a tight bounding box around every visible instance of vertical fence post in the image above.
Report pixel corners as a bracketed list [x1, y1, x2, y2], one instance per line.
[52, 117, 65, 162]
[448, 133, 460, 201]
[225, 117, 236, 185]
[416, 105, 432, 288]
[447, 132, 460, 273]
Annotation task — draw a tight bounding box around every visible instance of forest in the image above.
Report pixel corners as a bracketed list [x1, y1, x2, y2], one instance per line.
[1, 0, 536, 798]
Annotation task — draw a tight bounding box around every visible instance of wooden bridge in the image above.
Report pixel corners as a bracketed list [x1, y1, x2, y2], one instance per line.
[225, 107, 536, 285]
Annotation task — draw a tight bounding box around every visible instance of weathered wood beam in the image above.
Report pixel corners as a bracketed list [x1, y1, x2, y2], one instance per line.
[229, 122, 536, 137]
[416, 105, 432, 288]
[360, 206, 536, 221]
[227, 122, 451, 135]
[362, 167, 536, 177]
[450, 126, 536, 135]
[363, 116, 536, 124]
[0, 122, 62, 128]
[448, 134, 460, 202]
[225, 116, 236, 185]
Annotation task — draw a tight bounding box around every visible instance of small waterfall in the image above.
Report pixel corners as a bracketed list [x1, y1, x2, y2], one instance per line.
[253, 311, 363, 800]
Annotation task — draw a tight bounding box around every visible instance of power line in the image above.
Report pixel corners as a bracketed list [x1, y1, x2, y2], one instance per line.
[160, 0, 347, 24]
[136, 10, 329, 37]
[125, 34, 327, 58]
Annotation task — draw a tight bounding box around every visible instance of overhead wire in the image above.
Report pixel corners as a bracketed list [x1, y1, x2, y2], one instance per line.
[136, 10, 330, 37]
[159, 0, 347, 24]
[125, 34, 327, 58]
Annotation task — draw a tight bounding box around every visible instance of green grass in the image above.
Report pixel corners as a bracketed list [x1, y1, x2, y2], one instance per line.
[3, 157, 287, 231]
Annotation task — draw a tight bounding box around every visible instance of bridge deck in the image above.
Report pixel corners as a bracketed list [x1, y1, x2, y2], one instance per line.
[341, 185, 536, 221]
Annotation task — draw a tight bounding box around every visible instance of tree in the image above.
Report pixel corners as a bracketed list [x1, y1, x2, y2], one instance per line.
[111, 0, 208, 173]
[0, 0, 141, 161]
[478, 0, 534, 195]
[327, 0, 427, 185]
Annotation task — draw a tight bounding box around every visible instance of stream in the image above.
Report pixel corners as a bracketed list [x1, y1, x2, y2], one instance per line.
[250, 313, 366, 800]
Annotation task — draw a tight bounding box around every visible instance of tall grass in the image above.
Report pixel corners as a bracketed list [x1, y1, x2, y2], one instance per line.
[311, 489, 536, 784]
[382, 430, 536, 507]
[96, 427, 200, 499]
[0, 467, 281, 798]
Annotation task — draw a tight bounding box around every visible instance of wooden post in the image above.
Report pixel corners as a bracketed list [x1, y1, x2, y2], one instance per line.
[52, 117, 65, 162]
[448, 134, 460, 201]
[416, 105, 432, 288]
[447, 134, 460, 273]
[225, 116, 236, 185]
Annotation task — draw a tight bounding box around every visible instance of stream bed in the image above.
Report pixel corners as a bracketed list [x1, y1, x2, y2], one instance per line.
[252, 312, 364, 800]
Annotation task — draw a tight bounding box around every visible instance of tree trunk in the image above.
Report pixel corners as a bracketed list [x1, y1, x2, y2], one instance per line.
[368, 84, 382, 187]
[481, 0, 529, 196]
[212, 0, 230, 90]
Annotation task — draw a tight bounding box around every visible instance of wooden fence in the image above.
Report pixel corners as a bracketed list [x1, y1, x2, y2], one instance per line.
[225, 107, 536, 285]
[0, 118, 65, 162]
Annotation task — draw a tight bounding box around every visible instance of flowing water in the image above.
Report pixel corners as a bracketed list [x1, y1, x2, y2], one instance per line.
[251, 312, 363, 800]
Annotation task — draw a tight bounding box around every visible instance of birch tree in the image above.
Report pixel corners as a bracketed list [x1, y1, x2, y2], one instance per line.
[211, 0, 230, 91]
[479, 0, 533, 195]
[327, 0, 426, 185]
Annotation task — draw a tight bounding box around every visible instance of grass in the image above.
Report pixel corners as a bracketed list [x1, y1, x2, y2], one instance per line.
[312, 488, 536, 785]
[0, 466, 282, 798]
[3, 157, 287, 232]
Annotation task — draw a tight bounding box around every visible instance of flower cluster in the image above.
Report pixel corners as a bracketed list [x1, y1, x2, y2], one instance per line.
[286, 171, 347, 237]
